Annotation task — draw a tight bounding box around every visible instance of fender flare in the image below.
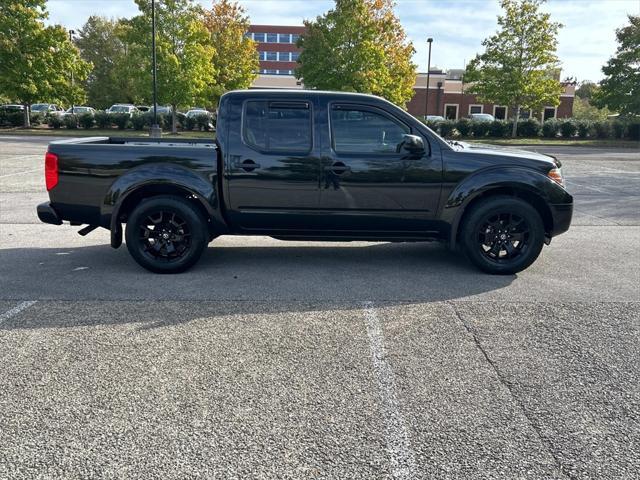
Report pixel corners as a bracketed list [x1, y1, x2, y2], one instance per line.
[442, 166, 563, 248]
[101, 163, 226, 248]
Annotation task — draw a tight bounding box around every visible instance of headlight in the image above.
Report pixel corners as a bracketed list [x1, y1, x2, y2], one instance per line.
[547, 167, 565, 187]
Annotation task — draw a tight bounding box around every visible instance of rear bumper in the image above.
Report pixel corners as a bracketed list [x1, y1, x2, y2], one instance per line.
[550, 202, 573, 236]
[37, 202, 62, 225]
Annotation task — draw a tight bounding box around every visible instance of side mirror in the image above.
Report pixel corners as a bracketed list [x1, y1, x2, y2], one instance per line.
[402, 134, 425, 153]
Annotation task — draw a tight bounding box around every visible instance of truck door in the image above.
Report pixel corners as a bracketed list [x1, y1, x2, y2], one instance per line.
[316, 102, 442, 233]
[225, 98, 321, 231]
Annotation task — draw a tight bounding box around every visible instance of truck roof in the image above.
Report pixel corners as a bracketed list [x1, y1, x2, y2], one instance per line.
[222, 89, 388, 102]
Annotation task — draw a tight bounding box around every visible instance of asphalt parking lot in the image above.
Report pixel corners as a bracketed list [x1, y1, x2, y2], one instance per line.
[0, 135, 639, 479]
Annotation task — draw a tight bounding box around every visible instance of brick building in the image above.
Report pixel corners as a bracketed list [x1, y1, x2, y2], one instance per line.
[247, 25, 575, 120]
[406, 70, 576, 122]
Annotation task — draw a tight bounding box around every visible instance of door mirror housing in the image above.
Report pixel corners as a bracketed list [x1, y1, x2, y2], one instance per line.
[401, 134, 425, 153]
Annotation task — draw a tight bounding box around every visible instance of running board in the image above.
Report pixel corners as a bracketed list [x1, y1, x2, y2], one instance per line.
[78, 225, 99, 236]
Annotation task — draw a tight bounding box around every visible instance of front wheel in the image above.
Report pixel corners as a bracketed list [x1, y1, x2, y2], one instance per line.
[461, 196, 545, 275]
[125, 196, 208, 273]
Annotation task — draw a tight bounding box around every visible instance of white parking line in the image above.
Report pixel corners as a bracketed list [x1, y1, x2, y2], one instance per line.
[363, 302, 417, 479]
[0, 301, 37, 325]
[0, 168, 41, 178]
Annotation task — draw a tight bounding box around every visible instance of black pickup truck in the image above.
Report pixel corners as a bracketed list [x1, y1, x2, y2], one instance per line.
[38, 90, 572, 274]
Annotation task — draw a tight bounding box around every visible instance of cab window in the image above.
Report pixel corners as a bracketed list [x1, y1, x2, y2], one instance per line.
[243, 100, 312, 153]
[330, 106, 409, 154]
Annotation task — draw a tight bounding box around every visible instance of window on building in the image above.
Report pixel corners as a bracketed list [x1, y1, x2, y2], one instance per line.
[266, 33, 278, 43]
[290, 52, 300, 61]
[257, 51, 266, 61]
[291, 34, 300, 44]
[278, 33, 291, 43]
[266, 51, 277, 61]
[469, 105, 483, 115]
[494, 106, 507, 120]
[278, 52, 290, 62]
[243, 100, 312, 153]
[253, 33, 265, 42]
[519, 109, 532, 119]
[330, 106, 409, 154]
[264, 69, 277, 74]
[543, 107, 556, 121]
[445, 104, 458, 120]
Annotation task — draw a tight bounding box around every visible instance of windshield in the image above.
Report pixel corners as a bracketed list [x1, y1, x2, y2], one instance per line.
[31, 104, 49, 112]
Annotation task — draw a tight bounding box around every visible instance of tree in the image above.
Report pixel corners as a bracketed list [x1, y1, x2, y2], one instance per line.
[575, 80, 599, 100]
[201, 0, 258, 105]
[296, 0, 416, 107]
[123, 0, 216, 132]
[593, 15, 640, 116]
[0, 0, 91, 126]
[464, 0, 563, 136]
[75, 16, 141, 109]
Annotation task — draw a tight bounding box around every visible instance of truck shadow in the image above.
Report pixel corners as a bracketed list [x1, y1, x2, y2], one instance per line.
[0, 241, 515, 330]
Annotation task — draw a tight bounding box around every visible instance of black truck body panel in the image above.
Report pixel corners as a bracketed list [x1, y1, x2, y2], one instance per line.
[39, 90, 573, 249]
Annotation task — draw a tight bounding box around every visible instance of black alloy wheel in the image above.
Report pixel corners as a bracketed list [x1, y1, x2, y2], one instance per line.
[462, 196, 544, 275]
[125, 196, 207, 273]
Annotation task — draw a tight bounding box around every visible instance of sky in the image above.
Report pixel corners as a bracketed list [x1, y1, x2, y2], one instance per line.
[46, 0, 640, 82]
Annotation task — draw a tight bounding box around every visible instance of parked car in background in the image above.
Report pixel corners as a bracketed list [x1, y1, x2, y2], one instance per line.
[31, 103, 65, 117]
[107, 104, 139, 117]
[469, 113, 495, 122]
[64, 106, 96, 116]
[425, 115, 445, 122]
[185, 109, 211, 118]
[136, 105, 151, 113]
[1, 104, 25, 112]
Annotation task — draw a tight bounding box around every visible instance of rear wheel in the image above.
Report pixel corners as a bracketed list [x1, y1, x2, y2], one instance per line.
[461, 196, 545, 275]
[125, 196, 207, 273]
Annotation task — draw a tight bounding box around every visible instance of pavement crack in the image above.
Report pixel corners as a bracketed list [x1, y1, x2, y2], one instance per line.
[449, 301, 571, 479]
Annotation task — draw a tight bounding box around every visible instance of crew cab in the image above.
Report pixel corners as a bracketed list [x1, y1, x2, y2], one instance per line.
[37, 90, 573, 274]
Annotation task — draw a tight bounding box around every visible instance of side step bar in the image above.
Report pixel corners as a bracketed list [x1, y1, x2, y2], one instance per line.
[78, 225, 99, 236]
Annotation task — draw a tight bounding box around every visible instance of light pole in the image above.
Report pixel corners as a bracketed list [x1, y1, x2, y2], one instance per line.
[69, 29, 76, 113]
[425, 38, 433, 119]
[150, 0, 161, 138]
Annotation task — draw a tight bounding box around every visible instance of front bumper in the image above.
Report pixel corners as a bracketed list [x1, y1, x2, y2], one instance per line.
[550, 202, 573, 236]
[37, 202, 62, 225]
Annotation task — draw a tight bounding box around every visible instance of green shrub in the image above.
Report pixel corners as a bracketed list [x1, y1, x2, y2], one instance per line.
[110, 113, 130, 130]
[439, 120, 455, 137]
[488, 120, 510, 138]
[541, 119, 560, 138]
[131, 113, 147, 131]
[456, 118, 472, 137]
[611, 120, 626, 139]
[94, 111, 111, 129]
[576, 120, 591, 138]
[0, 111, 25, 127]
[63, 114, 78, 129]
[184, 115, 197, 131]
[48, 115, 63, 129]
[29, 113, 42, 126]
[592, 121, 611, 139]
[560, 119, 577, 138]
[470, 121, 490, 138]
[78, 113, 94, 129]
[627, 121, 640, 141]
[195, 113, 212, 131]
[517, 118, 541, 137]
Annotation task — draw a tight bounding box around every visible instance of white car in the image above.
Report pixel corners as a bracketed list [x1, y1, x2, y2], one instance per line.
[469, 113, 495, 122]
[107, 104, 139, 117]
[186, 109, 210, 118]
[64, 106, 97, 116]
[31, 103, 65, 117]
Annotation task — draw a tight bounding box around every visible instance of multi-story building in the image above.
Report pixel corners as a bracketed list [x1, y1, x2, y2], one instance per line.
[246, 25, 575, 119]
[246, 25, 305, 76]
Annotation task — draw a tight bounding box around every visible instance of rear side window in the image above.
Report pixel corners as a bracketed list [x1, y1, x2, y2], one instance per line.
[330, 106, 409, 153]
[243, 100, 312, 153]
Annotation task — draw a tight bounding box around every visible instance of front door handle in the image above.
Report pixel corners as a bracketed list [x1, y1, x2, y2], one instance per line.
[324, 162, 351, 175]
[240, 159, 260, 172]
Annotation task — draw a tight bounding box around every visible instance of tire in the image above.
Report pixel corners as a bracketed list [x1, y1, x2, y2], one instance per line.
[125, 195, 208, 273]
[461, 196, 545, 275]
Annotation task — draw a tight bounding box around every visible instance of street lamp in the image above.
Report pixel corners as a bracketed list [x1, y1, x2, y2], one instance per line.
[69, 29, 76, 113]
[425, 38, 433, 119]
[150, 0, 161, 138]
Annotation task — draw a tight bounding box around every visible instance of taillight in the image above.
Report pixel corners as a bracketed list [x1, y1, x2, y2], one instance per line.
[45, 151, 58, 190]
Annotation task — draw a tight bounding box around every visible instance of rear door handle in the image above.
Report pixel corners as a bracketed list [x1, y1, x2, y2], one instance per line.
[324, 162, 351, 174]
[239, 159, 260, 172]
